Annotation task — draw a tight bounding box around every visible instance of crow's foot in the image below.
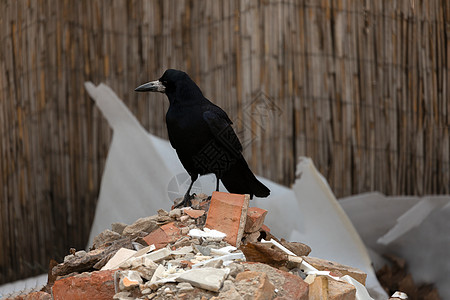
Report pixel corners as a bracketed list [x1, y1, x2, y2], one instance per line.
[174, 193, 195, 208]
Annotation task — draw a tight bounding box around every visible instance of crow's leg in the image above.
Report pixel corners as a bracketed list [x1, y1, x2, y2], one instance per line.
[205, 176, 220, 201]
[175, 174, 197, 208]
[215, 177, 220, 192]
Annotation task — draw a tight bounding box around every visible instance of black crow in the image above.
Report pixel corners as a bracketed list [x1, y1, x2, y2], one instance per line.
[135, 69, 270, 206]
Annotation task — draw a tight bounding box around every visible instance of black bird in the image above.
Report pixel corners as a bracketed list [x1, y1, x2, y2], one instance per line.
[135, 69, 270, 206]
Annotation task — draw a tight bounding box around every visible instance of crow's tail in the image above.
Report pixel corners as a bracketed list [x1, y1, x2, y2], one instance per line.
[220, 158, 270, 198]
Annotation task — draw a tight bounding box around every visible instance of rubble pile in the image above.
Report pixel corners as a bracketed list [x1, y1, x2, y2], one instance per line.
[376, 254, 440, 300]
[11, 192, 381, 299]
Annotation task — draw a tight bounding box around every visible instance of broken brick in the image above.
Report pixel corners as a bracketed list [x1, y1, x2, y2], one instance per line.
[52, 269, 116, 300]
[143, 222, 181, 249]
[280, 240, 311, 257]
[328, 278, 356, 300]
[245, 207, 268, 233]
[13, 291, 52, 300]
[243, 231, 261, 244]
[205, 191, 249, 247]
[240, 242, 288, 268]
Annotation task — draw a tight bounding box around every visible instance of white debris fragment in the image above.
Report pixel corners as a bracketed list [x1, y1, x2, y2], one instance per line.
[171, 246, 194, 255]
[391, 291, 408, 299]
[210, 246, 237, 255]
[192, 252, 246, 268]
[188, 228, 226, 240]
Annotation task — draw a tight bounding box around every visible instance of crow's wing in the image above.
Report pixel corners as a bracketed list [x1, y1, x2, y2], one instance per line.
[203, 105, 243, 156]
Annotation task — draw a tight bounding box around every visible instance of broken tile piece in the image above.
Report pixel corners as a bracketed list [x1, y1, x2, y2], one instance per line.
[177, 282, 195, 292]
[244, 207, 268, 233]
[132, 244, 156, 258]
[171, 245, 194, 255]
[205, 191, 249, 247]
[115, 270, 143, 291]
[184, 209, 205, 219]
[176, 267, 229, 292]
[142, 247, 172, 263]
[149, 264, 166, 284]
[101, 248, 137, 271]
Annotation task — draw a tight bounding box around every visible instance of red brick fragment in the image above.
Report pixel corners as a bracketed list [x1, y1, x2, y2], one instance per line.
[245, 207, 268, 233]
[184, 209, 205, 219]
[180, 260, 194, 269]
[52, 269, 116, 300]
[278, 270, 309, 300]
[205, 191, 249, 247]
[143, 222, 181, 249]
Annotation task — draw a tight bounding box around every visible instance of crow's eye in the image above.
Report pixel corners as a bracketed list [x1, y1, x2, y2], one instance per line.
[161, 80, 168, 85]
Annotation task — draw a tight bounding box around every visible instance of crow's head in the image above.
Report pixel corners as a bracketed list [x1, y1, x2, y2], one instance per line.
[135, 69, 204, 104]
[135, 69, 195, 95]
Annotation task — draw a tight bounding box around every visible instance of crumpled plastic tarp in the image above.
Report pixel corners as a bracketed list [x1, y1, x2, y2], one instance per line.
[340, 193, 450, 299]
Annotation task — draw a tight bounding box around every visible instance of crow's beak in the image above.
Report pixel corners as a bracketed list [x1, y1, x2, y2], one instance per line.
[135, 80, 166, 93]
